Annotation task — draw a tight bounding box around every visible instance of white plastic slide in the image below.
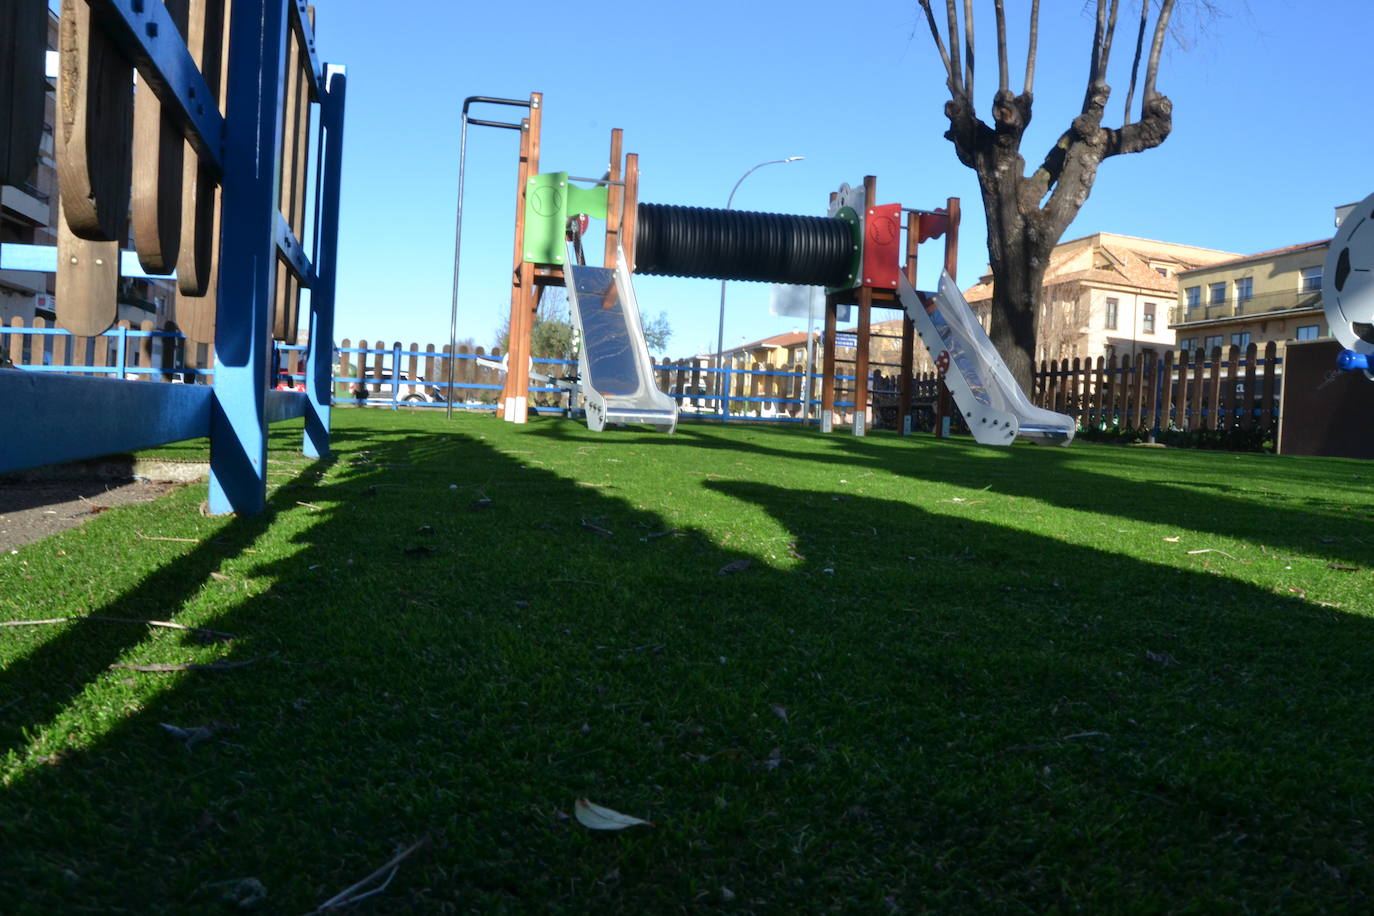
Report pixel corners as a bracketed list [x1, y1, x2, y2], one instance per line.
[898, 270, 1075, 446]
[564, 245, 678, 433]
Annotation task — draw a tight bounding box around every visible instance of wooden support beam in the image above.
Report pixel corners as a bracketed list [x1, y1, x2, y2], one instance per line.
[852, 176, 877, 436]
[622, 152, 640, 273]
[898, 211, 918, 436]
[604, 128, 622, 268]
[500, 92, 541, 423]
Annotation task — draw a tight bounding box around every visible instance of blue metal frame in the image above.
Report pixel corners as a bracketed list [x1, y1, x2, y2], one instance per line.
[0, 1, 346, 517]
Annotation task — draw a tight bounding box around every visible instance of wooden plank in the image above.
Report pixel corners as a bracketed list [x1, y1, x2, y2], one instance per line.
[1241, 342, 1258, 431]
[55, 200, 119, 337]
[272, 28, 301, 340]
[138, 318, 155, 378]
[621, 152, 640, 275]
[1205, 346, 1223, 431]
[178, 0, 227, 300]
[57, 0, 134, 242]
[603, 128, 622, 268]
[132, 0, 190, 273]
[1222, 344, 1240, 431]
[1260, 341, 1278, 435]
[820, 293, 838, 429]
[1188, 349, 1204, 431]
[1103, 354, 1118, 428]
[1, 0, 48, 186]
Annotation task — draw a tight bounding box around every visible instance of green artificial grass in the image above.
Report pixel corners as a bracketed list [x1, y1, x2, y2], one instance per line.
[2, 411, 1372, 912]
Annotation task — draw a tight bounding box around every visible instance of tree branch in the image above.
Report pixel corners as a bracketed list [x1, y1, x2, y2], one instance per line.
[1024, 0, 1039, 94]
[917, 0, 959, 97]
[1085, 0, 1107, 111]
[994, 0, 1009, 95]
[1143, 0, 1177, 102]
[945, 0, 963, 96]
[963, 0, 975, 101]
[1122, 0, 1149, 126]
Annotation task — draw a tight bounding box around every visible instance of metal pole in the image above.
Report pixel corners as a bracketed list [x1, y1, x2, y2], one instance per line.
[446, 113, 469, 421]
[714, 156, 802, 413]
[445, 96, 529, 420]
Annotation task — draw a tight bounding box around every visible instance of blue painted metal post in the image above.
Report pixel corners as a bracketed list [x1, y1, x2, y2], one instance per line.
[208, 0, 289, 515]
[305, 65, 346, 459]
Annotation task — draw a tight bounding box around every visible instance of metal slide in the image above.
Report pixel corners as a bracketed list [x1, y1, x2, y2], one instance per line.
[564, 246, 678, 433]
[898, 270, 1076, 446]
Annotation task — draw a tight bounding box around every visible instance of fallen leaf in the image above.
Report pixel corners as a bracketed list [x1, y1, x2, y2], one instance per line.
[573, 798, 653, 831]
[761, 747, 783, 771]
[1326, 563, 1359, 572]
[403, 545, 436, 557]
[581, 521, 613, 537]
[1163, 536, 1180, 543]
[209, 571, 231, 582]
[770, 704, 789, 723]
[718, 559, 752, 575]
[469, 498, 493, 512]
[417, 525, 436, 536]
[159, 721, 231, 750]
[1144, 650, 1178, 666]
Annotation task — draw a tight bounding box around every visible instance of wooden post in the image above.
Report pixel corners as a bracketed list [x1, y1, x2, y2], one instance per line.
[821, 292, 838, 432]
[1260, 341, 1278, 436]
[1222, 344, 1240, 432]
[500, 92, 541, 423]
[898, 212, 918, 435]
[604, 128, 622, 268]
[934, 197, 960, 437]
[851, 176, 877, 436]
[622, 152, 640, 274]
[1189, 348, 1205, 431]
[1241, 341, 1259, 431]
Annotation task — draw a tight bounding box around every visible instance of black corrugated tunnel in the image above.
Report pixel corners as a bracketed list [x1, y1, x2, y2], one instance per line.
[634, 203, 853, 288]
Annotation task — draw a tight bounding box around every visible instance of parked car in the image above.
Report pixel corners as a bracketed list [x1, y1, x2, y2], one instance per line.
[350, 372, 446, 403]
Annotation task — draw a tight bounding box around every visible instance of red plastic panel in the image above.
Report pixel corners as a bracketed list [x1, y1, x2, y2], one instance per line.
[862, 203, 901, 289]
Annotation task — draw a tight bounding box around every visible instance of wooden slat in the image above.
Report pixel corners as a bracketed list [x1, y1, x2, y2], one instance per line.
[1, 0, 48, 186]
[132, 0, 190, 273]
[57, 0, 133, 242]
[138, 318, 155, 378]
[1260, 341, 1278, 435]
[273, 13, 311, 344]
[178, 0, 227, 298]
[1222, 344, 1240, 431]
[1241, 342, 1258, 431]
[1188, 349, 1204, 430]
[1205, 346, 1223, 431]
[55, 200, 120, 336]
[603, 128, 622, 268]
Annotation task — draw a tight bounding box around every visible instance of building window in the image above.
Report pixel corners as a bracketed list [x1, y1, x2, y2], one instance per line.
[1296, 324, 1320, 340]
[1204, 335, 1224, 352]
[1142, 302, 1156, 334]
[1179, 337, 1196, 352]
[1300, 267, 1322, 293]
[1105, 297, 1119, 330]
[1153, 264, 1170, 277]
[1185, 286, 1200, 311]
[1230, 332, 1251, 348]
[1209, 282, 1227, 306]
[1235, 277, 1253, 302]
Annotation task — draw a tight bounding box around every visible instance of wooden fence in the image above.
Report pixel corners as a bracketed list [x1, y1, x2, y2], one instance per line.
[335, 339, 508, 403]
[2, 314, 211, 379]
[1034, 343, 1281, 434]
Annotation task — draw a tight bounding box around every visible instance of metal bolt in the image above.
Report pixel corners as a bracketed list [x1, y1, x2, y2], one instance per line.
[69, 256, 78, 264]
[95, 258, 104, 266]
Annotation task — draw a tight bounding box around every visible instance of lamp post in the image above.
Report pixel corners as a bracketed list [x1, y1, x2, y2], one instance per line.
[714, 156, 803, 413]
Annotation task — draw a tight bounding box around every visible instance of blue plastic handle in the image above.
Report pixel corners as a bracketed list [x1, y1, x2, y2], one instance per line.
[1337, 350, 1371, 371]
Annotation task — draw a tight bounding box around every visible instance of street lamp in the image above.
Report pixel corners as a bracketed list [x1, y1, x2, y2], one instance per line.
[714, 156, 804, 413]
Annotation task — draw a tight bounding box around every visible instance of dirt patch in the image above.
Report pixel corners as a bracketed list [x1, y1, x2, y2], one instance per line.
[0, 478, 185, 554]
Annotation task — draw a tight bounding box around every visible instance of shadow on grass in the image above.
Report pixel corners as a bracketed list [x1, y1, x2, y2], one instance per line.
[1, 414, 1372, 911]
[581, 421, 1374, 569]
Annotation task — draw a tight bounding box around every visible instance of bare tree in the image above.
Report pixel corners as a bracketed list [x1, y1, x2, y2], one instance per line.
[917, 0, 1183, 391]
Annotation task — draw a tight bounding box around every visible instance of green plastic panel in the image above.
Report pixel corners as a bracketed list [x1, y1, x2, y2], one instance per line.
[522, 172, 609, 265]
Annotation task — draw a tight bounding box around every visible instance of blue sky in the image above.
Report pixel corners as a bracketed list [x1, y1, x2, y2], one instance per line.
[319, 0, 1372, 357]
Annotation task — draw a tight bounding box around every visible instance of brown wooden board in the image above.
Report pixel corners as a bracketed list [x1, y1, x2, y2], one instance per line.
[1276, 339, 1374, 458]
[1, 0, 48, 186]
[55, 200, 118, 336]
[131, 0, 189, 273]
[58, 0, 133, 242]
[178, 0, 227, 300]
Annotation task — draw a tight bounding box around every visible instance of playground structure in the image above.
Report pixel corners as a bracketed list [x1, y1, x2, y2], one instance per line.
[461, 92, 1074, 444]
[1324, 189, 1374, 380]
[0, 0, 345, 515]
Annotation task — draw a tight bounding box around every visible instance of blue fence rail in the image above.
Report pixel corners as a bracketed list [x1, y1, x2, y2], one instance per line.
[3, 327, 1285, 436]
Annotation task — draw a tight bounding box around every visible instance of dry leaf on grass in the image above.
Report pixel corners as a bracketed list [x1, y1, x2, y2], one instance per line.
[573, 798, 653, 830]
[718, 559, 752, 575]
